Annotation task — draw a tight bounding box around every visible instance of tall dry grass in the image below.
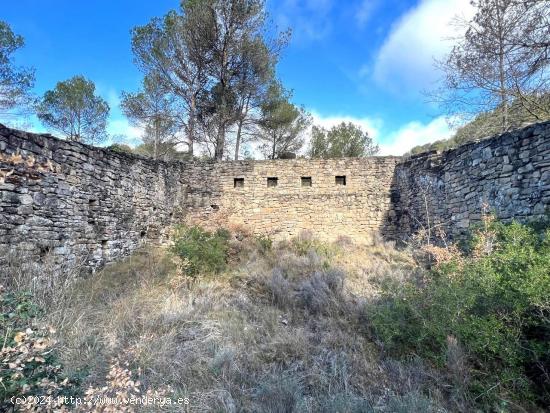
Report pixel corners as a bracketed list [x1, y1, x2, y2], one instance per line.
[3, 232, 450, 412]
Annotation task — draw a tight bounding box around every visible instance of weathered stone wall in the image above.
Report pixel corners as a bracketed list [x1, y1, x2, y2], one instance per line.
[0, 125, 400, 269]
[0, 125, 189, 269]
[181, 157, 401, 241]
[393, 121, 550, 239]
[1, 121, 549, 269]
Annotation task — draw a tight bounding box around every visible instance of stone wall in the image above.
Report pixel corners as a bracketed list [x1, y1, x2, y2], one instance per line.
[0, 125, 189, 269]
[1, 120, 549, 270]
[181, 157, 401, 241]
[393, 121, 550, 239]
[0, 125, 400, 269]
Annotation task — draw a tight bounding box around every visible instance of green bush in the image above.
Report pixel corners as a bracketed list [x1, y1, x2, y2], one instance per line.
[256, 235, 273, 254]
[171, 225, 231, 277]
[290, 233, 335, 259]
[369, 220, 550, 409]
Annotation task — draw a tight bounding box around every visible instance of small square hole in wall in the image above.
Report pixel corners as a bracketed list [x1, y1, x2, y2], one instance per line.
[301, 177, 312, 187]
[335, 176, 346, 186]
[267, 177, 278, 187]
[234, 178, 244, 188]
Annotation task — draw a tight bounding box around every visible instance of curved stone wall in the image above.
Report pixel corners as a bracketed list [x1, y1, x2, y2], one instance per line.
[393, 121, 550, 239]
[1, 121, 548, 269]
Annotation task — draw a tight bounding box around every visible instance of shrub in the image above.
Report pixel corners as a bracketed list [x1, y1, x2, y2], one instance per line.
[267, 268, 293, 309]
[290, 231, 334, 258]
[369, 219, 550, 409]
[295, 270, 345, 315]
[256, 235, 273, 254]
[264, 267, 346, 316]
[0, 288, 76, 410]
[171, 225, 231, 277]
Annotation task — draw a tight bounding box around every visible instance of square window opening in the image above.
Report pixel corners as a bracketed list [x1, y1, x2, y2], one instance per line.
[301, 177, 312, 187]
[267, 177, 278, 187]
[234, 178, 244, 188]
[335, 176, 346, 186]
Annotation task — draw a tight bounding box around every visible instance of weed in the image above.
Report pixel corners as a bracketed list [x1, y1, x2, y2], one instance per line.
[171, 225, 231, 277]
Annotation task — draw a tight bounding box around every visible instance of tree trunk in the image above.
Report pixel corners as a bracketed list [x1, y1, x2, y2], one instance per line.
[235, 119, 243, 160]
[188, 97, 196, 157]
[497, 4, 508, 132]
[215, 123, 225, 161]
[234, 96, 250, 161]
[153, 121, 158, 160]
[271, 132, 276, 159]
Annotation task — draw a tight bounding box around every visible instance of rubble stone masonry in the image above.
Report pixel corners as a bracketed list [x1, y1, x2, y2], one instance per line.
[0, 121, 548, 269]
[394, 121, 550, 238]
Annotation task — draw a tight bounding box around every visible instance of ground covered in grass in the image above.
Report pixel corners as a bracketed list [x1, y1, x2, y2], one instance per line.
[1, 219, 549, 412]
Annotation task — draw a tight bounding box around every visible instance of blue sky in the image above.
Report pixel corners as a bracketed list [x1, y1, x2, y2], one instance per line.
[1, 0, 475, 155]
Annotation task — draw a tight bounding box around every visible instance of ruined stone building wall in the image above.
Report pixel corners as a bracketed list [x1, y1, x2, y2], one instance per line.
[393, 121, 550, 238]
[181, 157, 401, 241]
[0, 125, 189, 269]
[1, 121, 549, 269]
[0, 125, 400, 268]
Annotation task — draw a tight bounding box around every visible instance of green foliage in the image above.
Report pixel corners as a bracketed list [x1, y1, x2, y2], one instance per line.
[132, 0, 286, 160]
[36, 75, 110, 145]
[310, 122, 379, 159]
[256, 235, 273, 254]
[0, 289, 75, 408]
[0, 290, 40, 326]
[0, 20, 35, 113]
[120, 73, 181, 160]
[369, 220, 550, 408]
[171, 226, 231, 277]
[107, 143, 134, 154]
[258, 81, 311, 159]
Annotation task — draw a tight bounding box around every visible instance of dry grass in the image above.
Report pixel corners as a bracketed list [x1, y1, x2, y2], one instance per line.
[4, 233, 450, 412]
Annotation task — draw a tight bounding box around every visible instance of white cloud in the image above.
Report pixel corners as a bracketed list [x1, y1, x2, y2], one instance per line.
[106, 118, 143, 146]
[371, 0, 475, 95]
[272, 0, 334, 43]
[310, 111, 383, 138]
[355, 0, 379, 27]
[106, 89, 121, 110]
[379, 116, 455, 155]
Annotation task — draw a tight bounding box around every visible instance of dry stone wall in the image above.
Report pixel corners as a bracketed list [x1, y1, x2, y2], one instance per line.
[0, 125, 189, 269]
[1, 120, 549, 270]
[393, 121, 550, 238]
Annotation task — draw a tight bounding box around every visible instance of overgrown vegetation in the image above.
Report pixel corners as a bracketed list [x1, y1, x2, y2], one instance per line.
[370, 217, 550, 410]
[2, 220, 549, 411]
[309, 122, 379, 159]
[0, 289, 75, 411]
[171, 225, 231, 277]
